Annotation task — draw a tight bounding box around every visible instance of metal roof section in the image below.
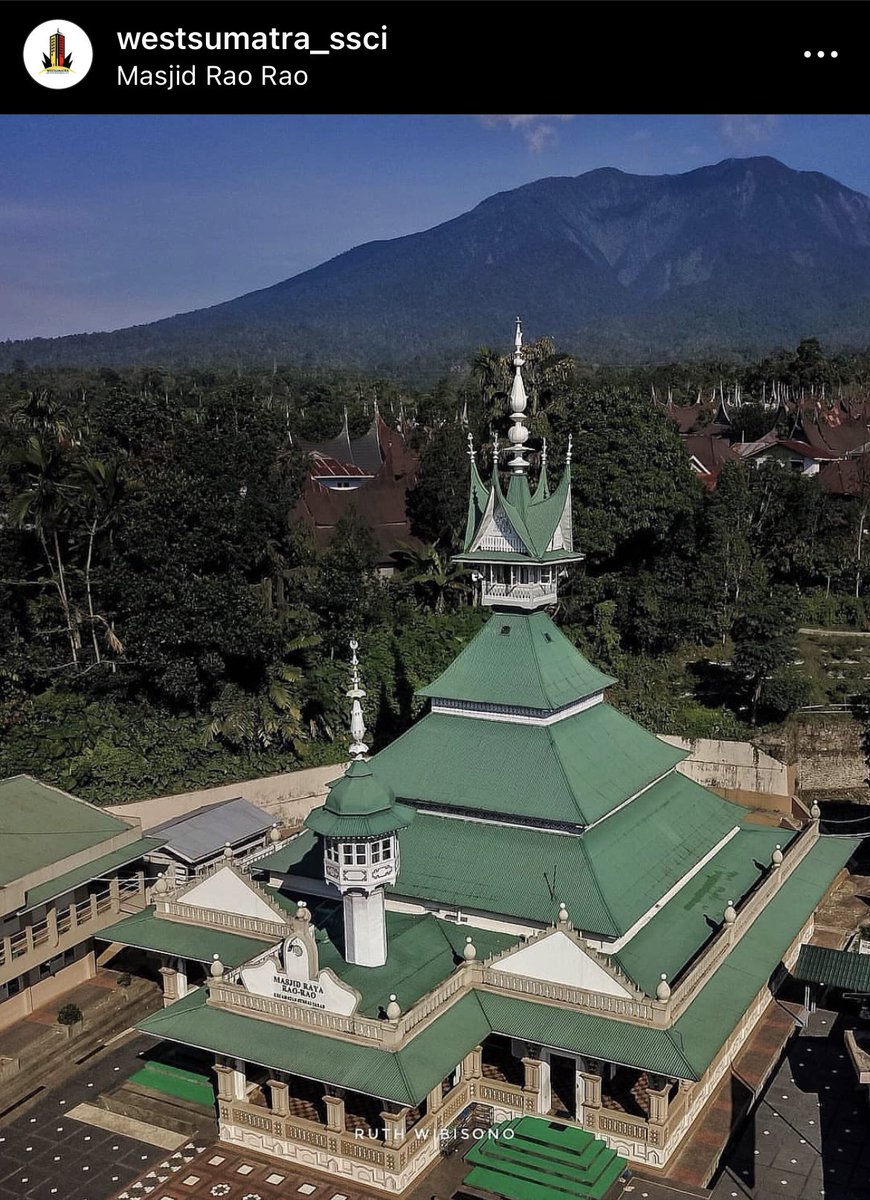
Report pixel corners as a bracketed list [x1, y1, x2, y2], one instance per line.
[97, 906, 278, 966]
[149, 797, 275, 863]
[793, 943, 870, 992]
[369, 703, 685, 827]
[0, 774, 137, 886]
[417, 611, 616, 711]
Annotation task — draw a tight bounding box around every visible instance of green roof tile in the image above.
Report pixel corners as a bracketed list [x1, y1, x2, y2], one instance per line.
[417, 612, 615, 710]
[304, 759, 415, 838]
[97, 907, 277, 966]
[260, 776, 758, 949]
[25, 836, 166, 911]
[138, 988, 490, 1106]
[369, 704, 683, 826]
[0, 775, 136, 886]
[793, 944, 870, 992]
[613, 825, 791, 993]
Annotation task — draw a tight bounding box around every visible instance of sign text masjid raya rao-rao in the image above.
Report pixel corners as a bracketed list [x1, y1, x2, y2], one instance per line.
[240, 931, 360, 1016]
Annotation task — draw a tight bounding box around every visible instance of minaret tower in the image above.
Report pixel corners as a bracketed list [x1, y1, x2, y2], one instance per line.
[457, 320, 583, 609]
[304, 640, 414, 967]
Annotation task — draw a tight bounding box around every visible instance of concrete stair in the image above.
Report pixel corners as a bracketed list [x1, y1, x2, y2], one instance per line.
[99, 1080, 216, 1142]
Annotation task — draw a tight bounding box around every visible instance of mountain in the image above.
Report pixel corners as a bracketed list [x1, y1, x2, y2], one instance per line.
[6, 156, 870, 372]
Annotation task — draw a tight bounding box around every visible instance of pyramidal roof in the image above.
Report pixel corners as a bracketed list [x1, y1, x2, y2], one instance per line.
[418, 610, 615, 711]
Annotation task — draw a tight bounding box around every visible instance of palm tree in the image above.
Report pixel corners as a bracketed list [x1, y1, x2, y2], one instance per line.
[7, 436, 80, 665]
[73, 458, 125, 665]
[394, 544, 470, 613]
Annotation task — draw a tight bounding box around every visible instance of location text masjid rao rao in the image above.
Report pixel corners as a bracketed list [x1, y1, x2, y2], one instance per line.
[115, 27, 388, 89]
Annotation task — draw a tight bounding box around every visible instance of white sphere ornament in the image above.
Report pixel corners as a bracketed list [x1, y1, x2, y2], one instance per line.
[723, 900, 737, 925]
[463, 936, 477, 962]
[771, 845, 783, 868]
[224, 841, 234, 860]
[558, 903, 569, 924]
[210, 954, 224, 979]
[386, 994, 401, 1020]
[296, 899, 311, 923]
[270, 823, 281, 843]
[810, 802, 821, 820]
[154, 872, 168, 895]
[656, 974, 671, 1002]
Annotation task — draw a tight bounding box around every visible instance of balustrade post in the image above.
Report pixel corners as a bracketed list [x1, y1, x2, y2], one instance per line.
[159, 962, 178, 1007]
[109, 876, 121, 908]
[522, 1054, 550, 1114]
[47, 907, 59, 948]
[324, 1092, 346, 1132]
[214, 1060, 236, 1102]
[269, 1079, 290, 1117]
[427, 1082, 444, 1115]
[648, 1079, 670, 1126]
[462, 1045, 483, 1080]
[381, 1106, 409, 1147]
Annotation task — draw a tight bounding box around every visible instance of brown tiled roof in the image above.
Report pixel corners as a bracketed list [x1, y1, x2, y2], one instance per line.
[818, 455, 870, 497]
[292, 420, 422, 565]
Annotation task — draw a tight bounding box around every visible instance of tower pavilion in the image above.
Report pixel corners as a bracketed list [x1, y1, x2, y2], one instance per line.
[132, 322, 859, 1192]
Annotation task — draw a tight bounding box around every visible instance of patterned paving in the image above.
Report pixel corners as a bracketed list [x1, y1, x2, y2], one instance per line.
[109, 1143, 388, 1200]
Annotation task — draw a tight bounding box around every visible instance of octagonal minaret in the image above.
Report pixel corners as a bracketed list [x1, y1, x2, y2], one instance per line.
[304, 640, 414, 967]
[456, 319, 584, 609]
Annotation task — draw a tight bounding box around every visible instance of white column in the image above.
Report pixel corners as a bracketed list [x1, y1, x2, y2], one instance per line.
[343, 889, 387, 967]
[538, 1049, 552, 1113]
[232, 1057, 247, 1101]
[175, 957, 188, 999]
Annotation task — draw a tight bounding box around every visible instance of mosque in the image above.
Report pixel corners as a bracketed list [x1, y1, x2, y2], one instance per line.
[100, 322, 855, 1193]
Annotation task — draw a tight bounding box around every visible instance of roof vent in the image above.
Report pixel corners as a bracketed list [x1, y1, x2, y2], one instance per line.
[544, 632, 552, 643]
[500, 625, 511, 635]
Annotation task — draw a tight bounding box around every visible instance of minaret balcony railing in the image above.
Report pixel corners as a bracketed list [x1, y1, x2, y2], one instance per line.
[483, 582, 557, 607]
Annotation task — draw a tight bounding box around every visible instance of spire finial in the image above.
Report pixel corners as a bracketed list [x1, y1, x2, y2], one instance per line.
[541, 438, 548, 469]
[566, 433, 573, 465]
[492, 435, 500, 468]
[347, 638, 368, 759]
[507, 318, 530, 474]
[467, 432, 476, 463]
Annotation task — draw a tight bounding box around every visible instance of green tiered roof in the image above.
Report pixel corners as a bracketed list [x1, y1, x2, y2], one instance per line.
[258, 774, 793, 969]
[418, 611, 615, 709]
[367, 702, 684, 826]
[465, 1116, 628, 1200]
[460, 440, 580, 568]
[142, 835, 859, 1100]
[304, 758, 415, 839]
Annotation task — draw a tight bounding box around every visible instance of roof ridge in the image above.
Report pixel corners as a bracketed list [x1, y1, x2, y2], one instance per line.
[527, 617, 552, 709]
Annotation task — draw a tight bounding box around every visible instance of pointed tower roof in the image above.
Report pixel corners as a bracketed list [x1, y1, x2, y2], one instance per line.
[304, 640, 414, 839]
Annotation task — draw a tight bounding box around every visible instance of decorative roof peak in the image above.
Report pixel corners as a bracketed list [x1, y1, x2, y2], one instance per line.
[467, 432, 476, 464]
[347, 639, 368, 760]
[507, 318, 530, 475]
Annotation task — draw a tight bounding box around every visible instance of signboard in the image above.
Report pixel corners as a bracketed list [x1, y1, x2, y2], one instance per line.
[240, 931, 359, 1016]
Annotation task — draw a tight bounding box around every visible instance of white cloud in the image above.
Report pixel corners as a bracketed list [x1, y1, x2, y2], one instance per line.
[718, 114, 780, 149]
[479, 114, 574, 152]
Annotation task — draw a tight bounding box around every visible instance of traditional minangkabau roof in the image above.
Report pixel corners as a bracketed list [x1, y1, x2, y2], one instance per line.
[296, 413, 384, 476]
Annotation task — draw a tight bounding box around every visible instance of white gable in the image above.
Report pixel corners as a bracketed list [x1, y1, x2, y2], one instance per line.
[180, 866, 284, 922]
[495, 930, 632, 998]
[476, 505, 528, 554]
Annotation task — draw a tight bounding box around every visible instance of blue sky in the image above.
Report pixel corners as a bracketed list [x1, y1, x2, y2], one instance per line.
[3, 113, 869, 341]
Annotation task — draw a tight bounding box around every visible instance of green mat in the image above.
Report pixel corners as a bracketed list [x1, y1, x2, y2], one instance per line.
[129, 1060, 216, 1108]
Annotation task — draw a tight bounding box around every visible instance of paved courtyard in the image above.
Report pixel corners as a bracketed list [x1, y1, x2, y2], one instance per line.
[710, 1009, 870, 1200]
[0, 1033, 174, 1200]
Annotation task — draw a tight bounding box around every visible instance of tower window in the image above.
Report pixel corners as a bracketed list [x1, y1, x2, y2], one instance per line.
[370, 837, 393, 863]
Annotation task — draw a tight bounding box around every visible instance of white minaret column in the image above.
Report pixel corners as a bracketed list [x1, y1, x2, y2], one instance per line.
[336, 640, 390, 967]
[507, 317, 530, 474]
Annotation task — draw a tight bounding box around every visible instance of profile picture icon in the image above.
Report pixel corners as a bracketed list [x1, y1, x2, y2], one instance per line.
[24, 19, 93, 89]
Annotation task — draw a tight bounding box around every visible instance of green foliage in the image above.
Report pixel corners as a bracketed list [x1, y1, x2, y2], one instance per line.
[57, 1002, 83, 1026]
[760, 667, 815, 720]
